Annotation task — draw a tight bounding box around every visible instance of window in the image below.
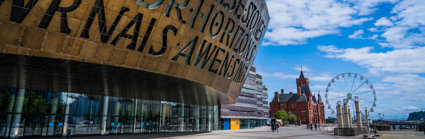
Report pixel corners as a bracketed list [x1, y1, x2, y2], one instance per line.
[291, 104, 296, 108]
[280, 104, 286, 108]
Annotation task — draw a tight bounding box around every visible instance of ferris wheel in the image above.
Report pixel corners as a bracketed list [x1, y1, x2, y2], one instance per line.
[325, 72, 377, 117]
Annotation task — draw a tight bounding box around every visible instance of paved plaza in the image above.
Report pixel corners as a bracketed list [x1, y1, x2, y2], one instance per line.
[164, 126, 357, 139]
[45, 126, 360, 139]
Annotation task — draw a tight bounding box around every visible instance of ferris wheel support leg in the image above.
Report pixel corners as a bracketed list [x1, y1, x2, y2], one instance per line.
[343, 101, 349, 128]
[348, 109, 352, 128]
[365, 109, 370, 133]
[337, 103, 344, 128]
[355, 100, 363, 131]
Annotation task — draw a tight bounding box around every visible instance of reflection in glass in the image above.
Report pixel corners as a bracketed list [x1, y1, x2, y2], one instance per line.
[0, 87, 218, 138]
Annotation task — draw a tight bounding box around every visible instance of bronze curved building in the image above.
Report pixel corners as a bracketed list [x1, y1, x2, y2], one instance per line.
[0, 0, 269, 137]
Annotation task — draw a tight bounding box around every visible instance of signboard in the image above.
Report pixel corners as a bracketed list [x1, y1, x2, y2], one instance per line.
[0, 0, 269, 101]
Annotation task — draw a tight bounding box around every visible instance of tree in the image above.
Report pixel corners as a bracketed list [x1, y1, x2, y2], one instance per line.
[326, 117, 337, 123]
[274, 109, 288, 121]
[289, 114, 297, 123]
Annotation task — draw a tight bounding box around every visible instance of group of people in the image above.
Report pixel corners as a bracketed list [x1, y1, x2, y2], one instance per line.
[307, 123, 318, 130]
[271, 119, 323, 133]
[270, 119, 280, 132]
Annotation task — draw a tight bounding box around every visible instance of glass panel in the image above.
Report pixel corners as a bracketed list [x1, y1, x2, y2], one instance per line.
[200, 105, 207, 131]
[184, 104, 192, 131]
[240, 119, 248, 129]
[22, 90, 49, 137]
[119, 98, 134, 134]
[214, 106, 219, 130]
[0, 87, 15, 138]
[177, 104, 184, 132]
[0, 86, 219, 137]
[208, 106, 214, 131]
[160, 102, 173, 132]
[192, 105, 200, 131]
[151, 100, 161, 133]
[141, 100, 161, 133]
[109, 97, 120, 134]
[134, 99, 143, 134]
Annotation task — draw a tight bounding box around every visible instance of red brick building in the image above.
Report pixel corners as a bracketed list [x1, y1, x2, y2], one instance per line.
[269, 70, 325, 124]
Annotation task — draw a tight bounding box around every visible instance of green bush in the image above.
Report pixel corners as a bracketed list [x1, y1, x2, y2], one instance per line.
[289, 114, 297, 123]
[274, 109, 287, 121]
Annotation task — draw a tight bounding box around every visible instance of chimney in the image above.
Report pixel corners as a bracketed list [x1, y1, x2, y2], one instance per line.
[280, 89, 284, 95]
[289, 92, 293, 95]
[274, 91, 279, 102]
[318, 93, 322, 103]
[309, 94, 313, 102]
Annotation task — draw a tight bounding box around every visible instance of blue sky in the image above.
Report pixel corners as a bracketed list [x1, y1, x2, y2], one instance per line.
[256, 0, 425, 120]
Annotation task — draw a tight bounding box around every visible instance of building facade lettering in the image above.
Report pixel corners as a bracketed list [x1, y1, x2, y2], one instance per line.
[0, 0, 269, 101]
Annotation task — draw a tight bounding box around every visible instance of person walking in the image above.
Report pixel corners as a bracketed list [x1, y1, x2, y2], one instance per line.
[271, 120, 276, 132]
[276, 122, 280, 132]
[314, 123, 317, 131]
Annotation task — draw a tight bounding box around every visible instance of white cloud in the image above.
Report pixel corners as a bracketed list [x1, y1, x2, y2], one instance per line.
[310, 85, 327, 90]
[258, 72, 298, 80]
[264, 0, 372, 46]
[349, 30, 379, 40]
[263, 0, 415, 48]
[317, 45, 343, 53]
[372, 82, 392, 89]
[260, 70, 332, 83]
[310, 85, 327, 93]
[294, 66, 312, 72]
[347, 0, 400, 15]
[393, 106, 420, 111]
[370, 34, 378, 39]
[318, 46, 425, 74]
[368, 28, 378, 32]
[349, 30, 365, 39]
[392, 0, 425, 27]
[374, 17, 394, 26]
[407, 106, 420, 110]
[383, 105, 425, 119]
[381, 74, 425, 91]
[309, 73, 333, 82]
[376, 0, 425, 49]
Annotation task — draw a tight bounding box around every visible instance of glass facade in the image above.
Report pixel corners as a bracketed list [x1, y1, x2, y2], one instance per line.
[0, 87, 219, 138]
[240, 119, 263, 129]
